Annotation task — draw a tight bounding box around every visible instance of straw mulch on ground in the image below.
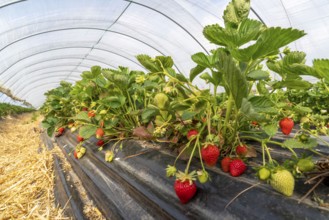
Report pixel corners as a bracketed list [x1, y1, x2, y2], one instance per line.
[0, 113, 69, 219]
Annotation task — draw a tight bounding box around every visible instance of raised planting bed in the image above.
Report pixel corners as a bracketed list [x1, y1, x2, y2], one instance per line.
[42, 130, 329, 220]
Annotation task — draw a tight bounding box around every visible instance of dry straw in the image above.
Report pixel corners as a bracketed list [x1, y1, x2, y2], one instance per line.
[0, 113, 106, 219]
[0, 113, 69, 219]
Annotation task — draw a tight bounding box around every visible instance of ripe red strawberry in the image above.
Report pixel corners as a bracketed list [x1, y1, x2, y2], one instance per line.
[187, 129, 198, 140]
[229, 159, 247, 177]
[74, 150, 78, 159]
[96, 139, 104, 146]
[279, 117, 294, 135]
[236, 145, 248, 157]
[221, 156, 232, 172]
[58, 127, 65, 133]
[251, 121, 258, 126]
[96, 128, 104, 139]
[174, 180, 197, 204]
[201, 144, 220, 166]
[88, 110, 96, 118]
[77, 135, 84, 142]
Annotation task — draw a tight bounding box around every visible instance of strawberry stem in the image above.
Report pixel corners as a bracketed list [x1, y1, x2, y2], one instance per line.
[261, 141, 266, 166]
[184, 138, 200, 174]
[184, 123, 207, 174]
[264, 143, 273, 164]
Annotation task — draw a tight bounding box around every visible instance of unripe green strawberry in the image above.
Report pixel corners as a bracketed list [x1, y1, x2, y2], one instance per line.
[279, 117, 294, 135]
[270, 169, 295, 196]
[153, 93, 169, 109]
[105, 151, 114, 162]
[258, 167, 271, 180]
[297, 158, 315, 172]
[77, 152, 84, 159]
[197, 170, 209, 184]
[80, 147, 86, 154]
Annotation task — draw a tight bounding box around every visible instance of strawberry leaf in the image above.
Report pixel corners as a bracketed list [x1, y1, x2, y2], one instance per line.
[283, 138, 318, 149]
[232, 27, 306, 62]
[73, 111, 91, 123]
[263, 124, 278, 136]
[190, 65, 206, 82]
[247, 70, 270, 80]
[79, 125, 97, 139]
[215, 49, 248, 108]
[313, 59, 329, 81]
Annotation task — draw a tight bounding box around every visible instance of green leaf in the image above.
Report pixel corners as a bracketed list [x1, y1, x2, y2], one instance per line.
[293, 104, 312, 114]
[232, 27, 306, 62]
[240, 98, 265, 122]
[170, 102, 190, 111]
[47, 127, 55, 137]
[283, 138, 318, 149]
[273, 79, 312, 90]
[94, 75, 107, 88]
[313, 59, 329, 81]
[263, 124, 278, 136]
[100, 96, 126, 108]
[156, 56, 174, 68]
[73, 111, 90, 122]
[191, 52, 211, 67]
[181, 111, 197, 120]
[236, 19, 265, 45]
[190, 65, 206, 82]
[215, 50, 248, 108]
[203, 19, 264, 48]
[256, 81, 269, 95]
[91, 66, 101, 77]
[136, 54, 161, 72]
[81, 71, 94, 79]
[247, 70, 270, 80]
[79, 125, 97, 139]
[223, 0, 250, 28]
[249, 96, 274, 109]
[141, 107, 158, 123]
[203, 24, 234, 47]
[200, 72, 217, 85]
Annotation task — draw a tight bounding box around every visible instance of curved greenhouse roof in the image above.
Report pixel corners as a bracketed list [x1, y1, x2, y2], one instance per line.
[0, 0, 328, 108]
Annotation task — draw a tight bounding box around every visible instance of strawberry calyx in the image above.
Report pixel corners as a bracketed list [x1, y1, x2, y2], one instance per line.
[176, 170, 196, 185]
[166, 165, 177, 177]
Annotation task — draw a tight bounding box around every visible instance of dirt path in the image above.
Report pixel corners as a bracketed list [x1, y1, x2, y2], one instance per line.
[0, 113, 68, 219]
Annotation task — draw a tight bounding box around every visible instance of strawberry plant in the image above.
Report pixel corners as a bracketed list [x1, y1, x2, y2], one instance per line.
[40, 0, 329, 203]
[0, 102, 34, 117]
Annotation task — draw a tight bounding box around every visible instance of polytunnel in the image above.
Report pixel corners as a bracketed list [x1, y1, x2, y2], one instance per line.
[0, 0, 329, 107]
[1, 0, 329, 219]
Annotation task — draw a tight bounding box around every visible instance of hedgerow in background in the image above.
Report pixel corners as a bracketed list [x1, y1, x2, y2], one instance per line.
[0, 102, 34, 118]
[40, 0, 329, 203]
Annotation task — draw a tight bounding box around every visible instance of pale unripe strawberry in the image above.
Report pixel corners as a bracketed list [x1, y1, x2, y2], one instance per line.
[270, 169, 295, 196]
